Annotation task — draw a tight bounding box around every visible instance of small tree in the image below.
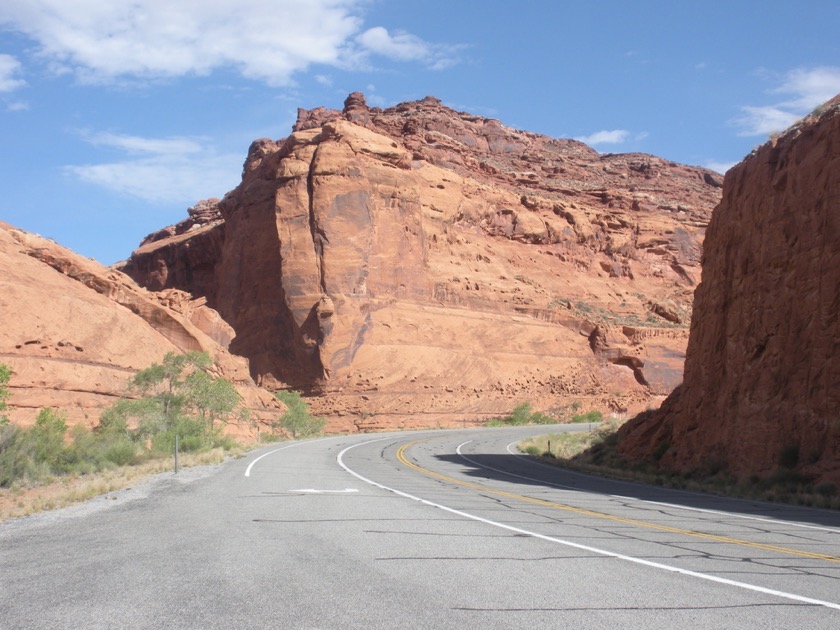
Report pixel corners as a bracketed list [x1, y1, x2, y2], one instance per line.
[0, 363, 11, 426]
[274, 391, 325, 439]
[184, 370, 241, 442]
[106, 352, 242, 450]
[30, 408, 69, 466]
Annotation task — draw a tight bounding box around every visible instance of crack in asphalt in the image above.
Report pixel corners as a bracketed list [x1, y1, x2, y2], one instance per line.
[452, 603, 819, 612]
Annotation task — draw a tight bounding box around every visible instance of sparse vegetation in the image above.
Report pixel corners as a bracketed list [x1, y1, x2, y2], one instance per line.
[0, 448, 234, 522]
[487, 402, 605, 427]
[486, 402, 558, 427]
[0, 363, 10, 425]
[546, 296, 688, 329]
[274, 390, 326, 439]
[519, 420, 840, 510]
[0, 353, 248, 491]
[571, 410, 603, 423]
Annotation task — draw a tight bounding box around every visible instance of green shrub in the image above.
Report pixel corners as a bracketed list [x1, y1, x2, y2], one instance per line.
[509, 403, 533, 425]
[274, 391, 326, 439]
[103, 440, 140, 466]
[572, 410, 603, 423]
[0, 423, 37, 486]
[0, 363, 11, 425]
[30, 408, 69, 467]
[486, 403, 560, 427]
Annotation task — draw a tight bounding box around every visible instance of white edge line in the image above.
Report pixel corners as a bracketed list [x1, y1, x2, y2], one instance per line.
[499, 440, 840, 535]
[338, 438, 840, 612]
[245, 441, 311, 477]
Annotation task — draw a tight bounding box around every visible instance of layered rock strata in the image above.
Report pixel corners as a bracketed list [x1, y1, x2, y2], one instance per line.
[0, 222, 282, 436]
[120, 93, 722, 430]
[618, 96, 840, 485]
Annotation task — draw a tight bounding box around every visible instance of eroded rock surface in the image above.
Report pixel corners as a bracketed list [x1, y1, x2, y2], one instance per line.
[120, 94, 722, 430]
[0, 222, 282, 435]
[618, 96, 840, 486]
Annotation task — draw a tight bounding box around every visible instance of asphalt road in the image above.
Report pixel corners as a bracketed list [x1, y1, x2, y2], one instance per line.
[2, 425, 839, 629]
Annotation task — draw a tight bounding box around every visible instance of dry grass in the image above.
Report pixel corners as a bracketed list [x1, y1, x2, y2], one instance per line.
[519, 418, 624, 459]
[0, 448, 235, 523]
[518, 422, 840, 511]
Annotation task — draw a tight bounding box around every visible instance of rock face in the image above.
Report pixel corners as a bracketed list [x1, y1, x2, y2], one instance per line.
[617, 96, 840, 485]
[0, 222, 282, 436]
[120, 93, 722, 431]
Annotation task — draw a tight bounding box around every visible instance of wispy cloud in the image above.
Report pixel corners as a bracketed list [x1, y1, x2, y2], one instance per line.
[735, 66, 840, 136]
[82, 131, 204, 155]
[66, 131, 242, 204]
[0, 53, 25, 91]
[0, 1, 461, 86]
[575, 129, 631, 146]
[705, 160, 737, 174]
[356, 27, 463, 70]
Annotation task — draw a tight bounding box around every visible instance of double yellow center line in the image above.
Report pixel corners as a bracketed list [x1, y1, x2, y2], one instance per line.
[396, 440, 840, 563]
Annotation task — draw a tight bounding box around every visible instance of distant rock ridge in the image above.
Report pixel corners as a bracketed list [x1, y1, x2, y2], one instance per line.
[119, 93, 723, 431]
[617, 94, 840, 486]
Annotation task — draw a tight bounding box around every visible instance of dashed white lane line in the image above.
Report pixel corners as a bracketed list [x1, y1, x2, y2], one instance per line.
[338, 437, 840, 612]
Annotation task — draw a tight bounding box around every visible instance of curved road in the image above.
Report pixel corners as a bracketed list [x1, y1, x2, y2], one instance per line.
[2, 425, 839, 628]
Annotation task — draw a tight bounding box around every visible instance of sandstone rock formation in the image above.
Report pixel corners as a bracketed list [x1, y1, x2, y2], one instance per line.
[617, 96, 840, 486]
[120, 93, 722, 431]
[0, 221, 282, 436]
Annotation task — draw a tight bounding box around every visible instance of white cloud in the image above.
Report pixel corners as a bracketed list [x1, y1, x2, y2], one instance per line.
[6, 100, 29, 112]
[735, 66, 840, 136]
[0, 1, 461, 85]
[575, 129, 631, 146]
[358, 27, 429, 61]
[734, 105, 800, 137]
[356, 27, 461, 69]
[0, 53, 25, 91]
[772, 66, 840, 109]
[705, 160, 737, 174]
[66, 132, 242, 203]
[83, 131, 204, 155]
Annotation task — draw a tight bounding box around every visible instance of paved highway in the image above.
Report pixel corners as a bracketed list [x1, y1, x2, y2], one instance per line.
[2, 425, 839, 628]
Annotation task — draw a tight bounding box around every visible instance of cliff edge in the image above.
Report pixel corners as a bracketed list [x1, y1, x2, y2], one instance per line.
[618, 95, 840, 486]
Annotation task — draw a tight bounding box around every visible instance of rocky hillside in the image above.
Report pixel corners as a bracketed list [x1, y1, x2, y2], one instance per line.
[617, 95, 840, 486]
[119, 93, 723, 431]
[0, 221, 282, 435]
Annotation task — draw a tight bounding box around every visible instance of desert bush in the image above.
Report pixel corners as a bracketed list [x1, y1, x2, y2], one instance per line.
[274, 391, 326, 439]
[0, 354, 247, 488]
[488, 402, 561, 427]
[572, 410, 603, 423]
[0, 363, 10, 425]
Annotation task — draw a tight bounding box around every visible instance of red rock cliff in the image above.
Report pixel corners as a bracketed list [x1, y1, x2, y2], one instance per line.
[120, 93, 722, 430]
[0, 222, 282, 436]
[618, 96, 840, 485]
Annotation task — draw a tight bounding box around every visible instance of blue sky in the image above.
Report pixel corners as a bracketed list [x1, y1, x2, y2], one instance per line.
[1, 1, 839, 265]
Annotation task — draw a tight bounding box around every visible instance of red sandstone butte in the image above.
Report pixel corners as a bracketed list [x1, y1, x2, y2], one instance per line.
[119, 93, 722, 431]
[618, 95, 840, 486]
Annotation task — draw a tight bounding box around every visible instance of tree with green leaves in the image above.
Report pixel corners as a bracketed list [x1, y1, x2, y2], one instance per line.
[274, 390, 325, 439]
[119, 351, 240, 450]
[184, 369, 241, 442]
[130, 351, 212, 430]
[0, 363, 11, 426]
